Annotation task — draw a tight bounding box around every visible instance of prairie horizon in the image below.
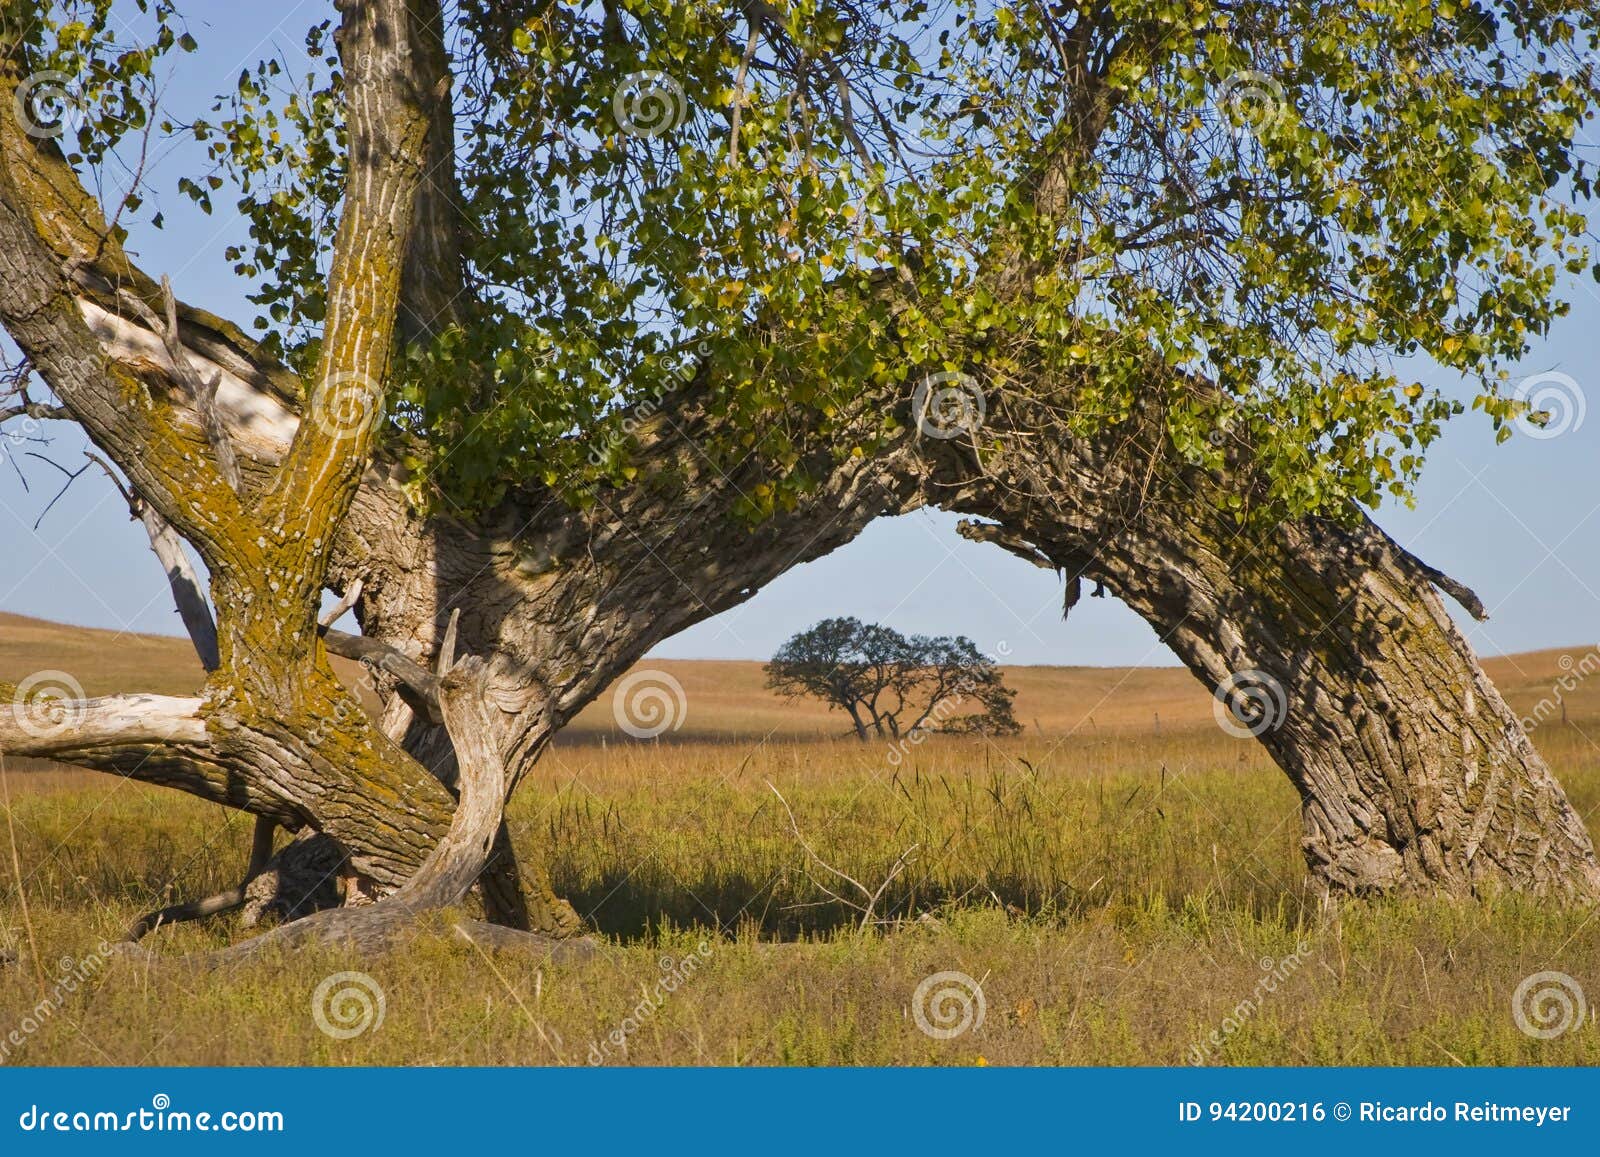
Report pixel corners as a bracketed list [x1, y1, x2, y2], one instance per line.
[5, 611, 1600, 1066]
[5, 610, 1596, 743]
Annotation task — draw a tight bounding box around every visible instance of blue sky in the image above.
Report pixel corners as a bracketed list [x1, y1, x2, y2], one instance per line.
[2, 4, 1597, 666]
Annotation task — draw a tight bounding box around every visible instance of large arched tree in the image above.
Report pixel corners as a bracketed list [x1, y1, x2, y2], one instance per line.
[2, 0, 1598, 949]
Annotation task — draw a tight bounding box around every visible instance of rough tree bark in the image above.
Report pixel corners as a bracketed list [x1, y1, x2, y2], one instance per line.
[2, 0, 1595, 943]
[933, 392, 1600, 898]
[0, 0, 538, 943]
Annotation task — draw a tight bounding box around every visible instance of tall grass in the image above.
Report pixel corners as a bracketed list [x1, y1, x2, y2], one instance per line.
[3, 717, 1598, 1066]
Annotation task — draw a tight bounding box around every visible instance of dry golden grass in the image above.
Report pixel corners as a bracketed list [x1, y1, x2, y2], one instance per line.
[564, 646, 1600, 742]
[3, 614, 1600, 1066]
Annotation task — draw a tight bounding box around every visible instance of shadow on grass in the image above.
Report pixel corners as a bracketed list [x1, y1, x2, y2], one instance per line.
[555, 867, 1150, 942]
[552, 729, 853, 749]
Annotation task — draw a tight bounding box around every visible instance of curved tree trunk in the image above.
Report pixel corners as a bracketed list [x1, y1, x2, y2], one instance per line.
[201, 646, 592, 960]
[934, 396, 1600, 899]
[3, 0, 1593, 927]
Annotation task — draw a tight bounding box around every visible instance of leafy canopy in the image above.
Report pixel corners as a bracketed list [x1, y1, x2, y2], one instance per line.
[23, 0, 1600, 518]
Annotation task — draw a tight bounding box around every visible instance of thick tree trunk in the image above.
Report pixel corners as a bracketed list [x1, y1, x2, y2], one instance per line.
[937, 397, 1600, 899]
[211, 651, 590, 958]
[4, 7, 1592, 919]
[18, 297, 1597, 905]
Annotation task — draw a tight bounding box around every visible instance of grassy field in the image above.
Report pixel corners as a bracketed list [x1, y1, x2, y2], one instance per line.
[3, 613, 1600, 1065]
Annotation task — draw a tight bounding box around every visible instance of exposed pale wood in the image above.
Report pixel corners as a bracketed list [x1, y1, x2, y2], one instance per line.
[75, 300, 298, 455]
[134, 499, 220, 671]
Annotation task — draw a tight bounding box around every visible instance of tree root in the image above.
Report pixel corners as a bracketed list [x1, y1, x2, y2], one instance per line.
[124, 817, 278, 941]
[450, 919, 599, 960]
[125, 886, 249, 942]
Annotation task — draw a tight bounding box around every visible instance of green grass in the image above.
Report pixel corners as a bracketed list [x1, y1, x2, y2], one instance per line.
[4, 730, 1599, 1066]
[5, 614, 1600, 1065]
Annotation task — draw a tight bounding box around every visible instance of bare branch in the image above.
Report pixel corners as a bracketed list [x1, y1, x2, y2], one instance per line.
[437, 607, 462, 678]
[1392, 541, 1489, 622]
[320, 625, 443, 724]
[23, 452, 89, 530]
[84, 452, 224, 672]
[0, 402, 70, 424]
[319, 577, 364, 629]
[955, 518, 1058, 569]
[767, 781, 917, 931]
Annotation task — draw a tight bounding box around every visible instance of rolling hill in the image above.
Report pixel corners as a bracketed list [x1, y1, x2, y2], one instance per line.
[3, 610, 1596, 746]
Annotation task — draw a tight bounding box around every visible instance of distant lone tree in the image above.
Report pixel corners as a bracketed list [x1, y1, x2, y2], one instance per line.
[765, 618, 1020, 742]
